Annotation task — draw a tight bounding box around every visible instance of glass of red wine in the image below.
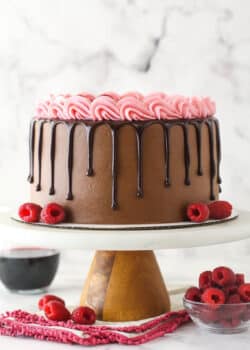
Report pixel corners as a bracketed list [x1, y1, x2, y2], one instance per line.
[0, 247, 60, 294]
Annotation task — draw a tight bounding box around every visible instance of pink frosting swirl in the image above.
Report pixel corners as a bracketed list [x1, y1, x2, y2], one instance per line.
[189, 97, 216, 118]
[145, 93, 171, 120]
[48, 95, 67, 120]
[35, 100, 50, 119]
[34, 92, 216, 121]
[77, 92, 95, 101]
[201, 97, 216, 117]
[145, 92, 167, 100]
[48, 102, 64, 120]
[118, 96, 154, 121]
[90, 96, 120, 121]
[98, 92, 120, 101]
[170, 95, 192, 119]
[64, 95, 92, 120]
[120, 91, 144, 100]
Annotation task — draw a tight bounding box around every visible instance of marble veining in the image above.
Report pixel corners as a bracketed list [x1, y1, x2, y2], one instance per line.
[0, 0, 250, 210]
[1, 5, 250, 340]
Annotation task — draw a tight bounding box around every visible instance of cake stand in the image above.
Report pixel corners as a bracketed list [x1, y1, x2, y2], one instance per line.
[1, 210, 250, 322]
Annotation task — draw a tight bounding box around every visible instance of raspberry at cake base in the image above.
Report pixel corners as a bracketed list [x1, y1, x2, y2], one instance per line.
[28, 92, 221, 224]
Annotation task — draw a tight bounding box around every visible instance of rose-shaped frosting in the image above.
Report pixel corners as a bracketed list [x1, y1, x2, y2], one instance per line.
[35, 100, 50, 119]
[201, 97, 216, 117]
[189, 97, 203, 118]
[77, 92, 95, 101]
[99, 92, 120, 101]
[189, 97, 216, 118]
[145, 92, 167, 100]
[48, 102, 65, 120]
[120, 91, 144, 100]
[170, 95, 192, 119]
[90, 96, 120, 121]
[145, 93, 172, 120]
[64, 95, 92, 120]
[47, 95, 67, 120]
[118, 96, 154, 121]
[34, 92, 216, 121]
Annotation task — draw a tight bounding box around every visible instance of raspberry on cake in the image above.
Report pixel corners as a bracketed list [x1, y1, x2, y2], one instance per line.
[187, 203, 209, 223]
[18, 203, 42, 223]
[27, 92, 221, 225]
[208, 200, 232, 219]
[40, 203, 65, 224]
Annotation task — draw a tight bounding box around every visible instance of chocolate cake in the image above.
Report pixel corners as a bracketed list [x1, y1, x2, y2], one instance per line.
[28, 92, 221, 224]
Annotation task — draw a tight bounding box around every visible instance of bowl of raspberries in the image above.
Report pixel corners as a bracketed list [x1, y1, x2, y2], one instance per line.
[183, 266, 250, 334]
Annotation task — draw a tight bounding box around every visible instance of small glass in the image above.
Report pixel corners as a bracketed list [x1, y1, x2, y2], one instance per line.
[0, 247, 60, 294]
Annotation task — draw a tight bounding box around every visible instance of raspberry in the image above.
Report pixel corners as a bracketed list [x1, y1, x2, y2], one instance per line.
[231, 317, 241, 328]
[208, 200, 232, 220]
[44, 301, 71, 321]
[224, 285, 238, 298]
[223, 293, 245, 320]
[242, 305, 250, 321]
[235, 273, 245, 286]
[40, 203, 65, 224]
[71, 306, 96, 325]
[186, 203, 209, 223]
[199, 308, 219, 324]
[199, 271, 212, 290]
[201, 287, 225, 308]
[38, 294, 65, 310]
[220, 318, 240, 328]
[212, 266, 236, 287]
[238, 283, 250, 302]
[18, 202, 42, 223]
[226, 294, 241, 304]
[184, 287, 201, 302]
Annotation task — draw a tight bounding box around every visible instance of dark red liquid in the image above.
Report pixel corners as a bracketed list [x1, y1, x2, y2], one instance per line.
[0, 248, 60, 292]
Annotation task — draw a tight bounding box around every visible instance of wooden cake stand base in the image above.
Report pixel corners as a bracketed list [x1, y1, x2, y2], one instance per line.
[80, 250, 170, 321]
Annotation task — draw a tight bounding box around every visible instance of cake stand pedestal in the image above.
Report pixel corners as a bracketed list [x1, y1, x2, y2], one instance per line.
[1, 210, 250, 322]
[80, 250, 170, 321]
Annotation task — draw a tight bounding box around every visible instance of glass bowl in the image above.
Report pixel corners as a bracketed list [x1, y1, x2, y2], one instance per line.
[183, 298, 250, 334]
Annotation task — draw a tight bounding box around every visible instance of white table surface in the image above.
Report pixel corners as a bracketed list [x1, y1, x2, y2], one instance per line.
[1, 246, 250, 349]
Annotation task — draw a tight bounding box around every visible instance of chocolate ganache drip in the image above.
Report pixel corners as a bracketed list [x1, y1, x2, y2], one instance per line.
[182, 123, 191, 186]
[193, 121, 203, 176]
[214, 119, 222, 192]
[36, 120, 44, 191]
[206, 119, 216, 200]
[66, 123, 76, 200]
[28, 118, 221, 208]
[85, 124, 96, 177]
[27, 119, 36, 183]
[163, 125, 171, 187]
[49, 121, 57, 195]
[135, 125, 144, 198]
[110, 125, 119, 209]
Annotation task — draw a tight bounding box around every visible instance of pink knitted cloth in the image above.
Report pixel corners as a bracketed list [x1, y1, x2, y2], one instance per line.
[0, 309, 190, 345]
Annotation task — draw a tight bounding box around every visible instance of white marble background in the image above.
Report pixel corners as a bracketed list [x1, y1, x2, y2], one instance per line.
[1, 0, 250, 290]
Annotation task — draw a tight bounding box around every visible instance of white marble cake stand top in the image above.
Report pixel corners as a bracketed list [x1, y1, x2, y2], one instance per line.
[0, 210, 249, 250]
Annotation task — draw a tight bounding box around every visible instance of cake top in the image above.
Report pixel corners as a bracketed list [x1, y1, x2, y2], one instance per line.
[34, 92, 216, 121]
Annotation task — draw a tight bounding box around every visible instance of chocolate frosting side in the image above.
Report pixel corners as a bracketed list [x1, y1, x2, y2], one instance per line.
[29, 118, 221, 224]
